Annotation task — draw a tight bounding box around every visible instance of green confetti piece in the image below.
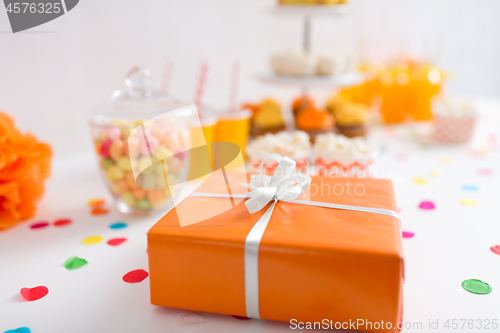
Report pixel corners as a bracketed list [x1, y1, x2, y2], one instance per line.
[462, 279, 492, 295]
[64, 257, 88, 270]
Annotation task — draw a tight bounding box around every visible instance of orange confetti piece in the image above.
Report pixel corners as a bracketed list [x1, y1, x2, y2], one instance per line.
[87, 198, 106, 207]
[91, 207, 109, 215]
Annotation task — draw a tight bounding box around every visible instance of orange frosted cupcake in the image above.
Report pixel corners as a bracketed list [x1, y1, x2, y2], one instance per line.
[292, 96, 315, 118]
[296, 107, 334, 143]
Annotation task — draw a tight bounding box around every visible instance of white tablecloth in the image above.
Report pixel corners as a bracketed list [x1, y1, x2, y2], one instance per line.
[1, 98, 499, 333]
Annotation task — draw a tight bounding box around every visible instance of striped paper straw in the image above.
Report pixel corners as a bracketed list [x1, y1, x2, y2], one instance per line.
[194, 61, 209, 115]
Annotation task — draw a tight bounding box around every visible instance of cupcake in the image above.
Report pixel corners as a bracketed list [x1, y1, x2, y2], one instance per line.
[314, 132, 376, 177]
[296, 107, 334, 143]
[252, 98, 286, 136]
[271, 49, 354, 77]
[292, 96, 315, 118]
[433, 97, 477, 144]
[326, 92, 370, 138]
[317, 50, 356, 76]
[246, 131, 311, 171]
[270, 50, 319, 76]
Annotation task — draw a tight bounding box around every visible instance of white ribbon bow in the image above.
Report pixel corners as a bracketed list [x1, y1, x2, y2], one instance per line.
[244, 153, 311, 214]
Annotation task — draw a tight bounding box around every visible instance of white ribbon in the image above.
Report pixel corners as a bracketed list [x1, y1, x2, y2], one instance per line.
[189, 154, 400, 319]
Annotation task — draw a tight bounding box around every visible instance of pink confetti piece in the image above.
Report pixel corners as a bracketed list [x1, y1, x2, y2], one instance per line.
[465, 147, 487, 158]
[478, 168, 493, 176]
[398, 207, 403, 213]
[490, 245, 500, 256]
[402, 231, 415, 238]
[419, 201, 435, 210]
[395, 153, 407, 162]
[30, 222, 49, 229]
[487, 133, 497, 143]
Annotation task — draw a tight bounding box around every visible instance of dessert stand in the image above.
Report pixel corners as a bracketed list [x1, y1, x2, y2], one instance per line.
[257, 4, 363, 96]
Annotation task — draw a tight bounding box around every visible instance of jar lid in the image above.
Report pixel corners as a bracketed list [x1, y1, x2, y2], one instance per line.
[88, 67, 190, 126]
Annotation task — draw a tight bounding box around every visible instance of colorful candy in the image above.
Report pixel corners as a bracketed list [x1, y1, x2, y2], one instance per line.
[107, 126, 122, 141]
[100, 139, 112, 158]
[106, 165, 125, 182]
[91, 119, 188, 213]
[109, 139, 125, 161]
[139, 135, 159, 155]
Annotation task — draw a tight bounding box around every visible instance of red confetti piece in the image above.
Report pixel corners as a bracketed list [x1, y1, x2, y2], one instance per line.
[107, 238, 127, 246]
[53, 218, 72, 227]
[91, 207, 109, 215]
[123, 269, 149, 283]
[232, 315, 251, 320]
[402, 231, 415, 238]
[30, 222, 49, 229]
[20, 286, 48, 301]
[490, 245, 500, 256]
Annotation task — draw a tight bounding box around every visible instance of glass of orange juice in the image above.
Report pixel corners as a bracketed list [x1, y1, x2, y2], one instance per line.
[410, 66, 442, 121]
[215, 109, 252, 165]
[188, 110, 219, 179]
[379, 70, 410, 123]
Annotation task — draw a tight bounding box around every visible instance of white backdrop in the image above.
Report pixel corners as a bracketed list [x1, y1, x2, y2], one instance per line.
[1, 0, 499, 156]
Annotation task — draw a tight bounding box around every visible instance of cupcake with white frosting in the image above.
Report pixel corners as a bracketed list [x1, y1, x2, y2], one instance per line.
[271, 50, 319, 76]
[270, 49, 355, 77]
[246, 131, 311, 170]
[314, 133, 376, 177]
[317, 50, 356, 76]
[433, 98, 477, 144]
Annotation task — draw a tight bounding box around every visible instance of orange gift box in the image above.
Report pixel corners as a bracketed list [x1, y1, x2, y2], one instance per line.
[148, 172, 404, 332]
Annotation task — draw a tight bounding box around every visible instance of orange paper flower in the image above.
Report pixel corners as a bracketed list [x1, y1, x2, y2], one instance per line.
[0, 112, 52, 230]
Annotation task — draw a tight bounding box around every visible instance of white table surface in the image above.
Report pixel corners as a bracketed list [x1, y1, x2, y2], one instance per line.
[1, 99, 500, 333]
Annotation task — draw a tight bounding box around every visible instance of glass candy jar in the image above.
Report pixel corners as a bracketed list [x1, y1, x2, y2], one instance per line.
[88, 67, 194, 215]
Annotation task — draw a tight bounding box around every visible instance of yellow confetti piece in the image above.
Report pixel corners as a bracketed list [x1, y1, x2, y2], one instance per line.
[440, 156, 453, 165]
[413, 177, 427, 185]
[461, 199, 478, 207]
[82, 236, 104, 245]
[478, 146, 490, 154]
[431, 169, 441, 177]
[87, 198, 106, 207]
